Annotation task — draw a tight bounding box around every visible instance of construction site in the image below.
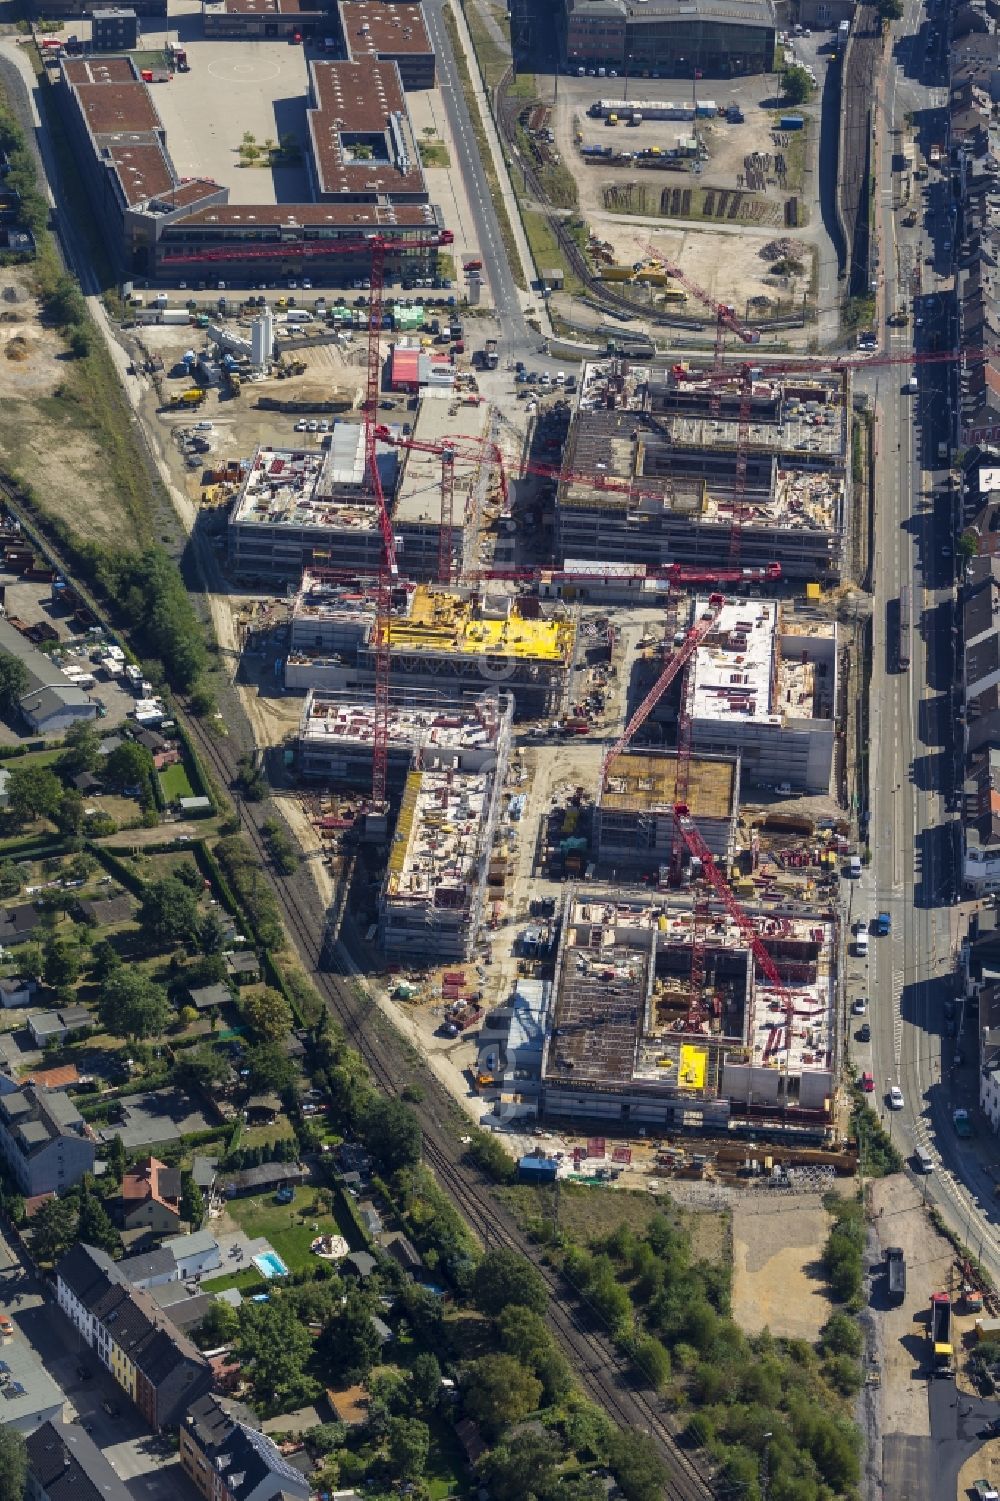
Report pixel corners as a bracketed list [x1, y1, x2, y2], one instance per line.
[557, 359, 849, 580]
[530, 888, 836, 1138]
[285, 575, 576, 719]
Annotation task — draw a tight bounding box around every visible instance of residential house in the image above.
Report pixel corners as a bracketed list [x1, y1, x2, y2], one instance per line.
[161, 1230, 222, 1281]
[963, 746, 1000, 893]
[122, 1156, 183, 1234]
[221, 1162, 308, 1198]
[0, 976, 35, 1009]
[980, 972, 1000, 1131]
[0, 901, 41, 947]
[0, 767, 9, 809]
[0, 1081, 95, 1196]
[190, 1156, 218, 1197]
[384, 1233, 423, 1276]
[117, 1247, 177, 1291]
[341, 1251, 376, 1280]
[75, 895, 133, 927]
[225, 951, 261, 986]
[26, 1421, 131, 1501]
[186, 983, 232, 1014]
[24, 1065, 79, 1092]
[72, 772, 103, 796]
[358, 1202, 382, 1238]
[180, 1392, 311, 1501]
[55, 1243, 213, 1429]
[28, 1006, 92, 1046]
[244, 1094, 280, 1126]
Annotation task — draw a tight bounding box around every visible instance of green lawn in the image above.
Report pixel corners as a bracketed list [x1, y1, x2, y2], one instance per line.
[201, 1265, 267, 1295]
[226, 1185, 363, 1272]
[159, 761, 195, 801]
[425, 1417, 472, 1499]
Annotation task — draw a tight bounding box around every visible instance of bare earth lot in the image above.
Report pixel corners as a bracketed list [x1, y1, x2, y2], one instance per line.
[731, 1192, 833, 1341]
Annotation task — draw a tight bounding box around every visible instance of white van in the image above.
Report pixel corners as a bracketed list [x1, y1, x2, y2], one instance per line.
[848, 854, 863, 878]
[855, 930, 869, 958]
[915, 1146, 934, 1174]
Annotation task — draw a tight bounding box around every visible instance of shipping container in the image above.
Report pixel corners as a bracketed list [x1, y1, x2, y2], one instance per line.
[779, 115, 805, 131]
[517, 1155, 558, 1184]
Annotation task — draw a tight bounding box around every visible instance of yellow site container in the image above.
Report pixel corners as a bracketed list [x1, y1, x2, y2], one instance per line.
[805, 581, 822, 600]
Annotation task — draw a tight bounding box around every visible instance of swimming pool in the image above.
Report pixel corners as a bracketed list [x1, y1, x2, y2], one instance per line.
[253, 1250, 290, 1279]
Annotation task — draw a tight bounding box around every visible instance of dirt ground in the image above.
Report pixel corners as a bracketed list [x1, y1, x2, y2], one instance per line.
[870, 1175, 955, 1441]
[586, 217, 815, 314]
[959, 1440, 1000, 1500]
[731, 1192, 833, 1340]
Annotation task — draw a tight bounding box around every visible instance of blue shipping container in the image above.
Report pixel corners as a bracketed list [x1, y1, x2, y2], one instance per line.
[517, 1155, 558, 1184]
[779, 115, 804, 130]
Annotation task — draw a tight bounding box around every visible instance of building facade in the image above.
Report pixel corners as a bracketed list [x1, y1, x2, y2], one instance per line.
[56, 1244, 213, 1429]
[180, 1393, 311, 1501]
[562, 0, 777, 76]
[0, 1082, 95, 1196]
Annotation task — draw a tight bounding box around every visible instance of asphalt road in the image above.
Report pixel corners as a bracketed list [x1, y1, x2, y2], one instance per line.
[422, 0, 533, 360]
[851, 0, 1000, 1280]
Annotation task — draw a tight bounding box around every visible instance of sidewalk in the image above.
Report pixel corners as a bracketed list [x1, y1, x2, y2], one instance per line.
[444, 0, 552, 333]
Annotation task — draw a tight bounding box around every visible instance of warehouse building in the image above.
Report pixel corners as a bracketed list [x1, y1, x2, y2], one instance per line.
[0, 617, 98, 736]
[297, 688, 512, 785]
[58, 56, 445, 281]
[536, 889, 836, 1137]
[561, 0, 777, 77]
[556, 361, 848, 581]
[594, 748, 740, 879]
[338, 0, 436, 89]
[286, 577, 575, 718]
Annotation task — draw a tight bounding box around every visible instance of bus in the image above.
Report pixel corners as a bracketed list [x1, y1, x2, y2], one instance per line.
[898, 584, 911, 671]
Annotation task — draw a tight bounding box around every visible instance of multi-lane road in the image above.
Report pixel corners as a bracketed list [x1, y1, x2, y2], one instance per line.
[850, 0, 1000, 1277]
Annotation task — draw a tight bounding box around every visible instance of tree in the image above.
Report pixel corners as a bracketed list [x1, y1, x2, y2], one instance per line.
[323, 1291, 381, 1384]
[195, 1299, 239, 1349]
[199, 911, 227, 954]
[55, 790, 85, 836]
[98, 968, 170, 1041]
[408, 1351, 442, 1409]
[242, 987, 293, 1043]
[78, 1189, 120, 1256]
[360, 1096, 421, 1176]
[104, 740, 156, 794]
[243, 1041, 297, 1094]
[0, 1424, 27, 1501]
[876, 0, 903, 19]
[0, 651, 28, 714]
[180, 1172, 204, 1227]
[90, 938, 121, 983]
[386, 1416, 430, 1481]
[17, 942, 42, 981]
[606, 1432, 669, 1501]
[31, 1193, 78, 1262]
[959, 530, 980, 563]
[58, 720, 101, 777]
[497, 1304, 550, 1365]
[138, 877, 201, 949]
[173, 1044, 231, 1092]
[461, 1354, 542, 1436]
[67, 852, 98, 884]
[237, 1296, 316, 1410]
[106, 1133, 127, 1185]
[473, 1247, 548, 1319]
[7, 764, 63, 824]
[480, 1429, 561, 1501]
[43, 933, 81, 989]
[782, 64, 814, 105]
[0, 861, 23, 900]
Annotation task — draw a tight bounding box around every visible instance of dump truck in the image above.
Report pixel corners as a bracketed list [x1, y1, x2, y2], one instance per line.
[482, 337, 499, 369]
[885, 1246, 906, 1305]
[929, 1292, 954, 1374]
[170, 388, 206, 409]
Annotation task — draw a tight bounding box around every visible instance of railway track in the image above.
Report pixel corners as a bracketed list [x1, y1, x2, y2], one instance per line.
[183, 706, 716, 1500]
[841, 5, 883, 297]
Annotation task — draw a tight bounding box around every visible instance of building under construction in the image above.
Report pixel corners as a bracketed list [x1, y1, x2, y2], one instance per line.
[685, 597, 838, 794]
[228, 403, 498, 583]
[534, 888, 836, 1138]
[296, 688, 511, 786]
[594, 749, 740, 879]
[285, 576, 575, 719]
[556, 361, 848, 580]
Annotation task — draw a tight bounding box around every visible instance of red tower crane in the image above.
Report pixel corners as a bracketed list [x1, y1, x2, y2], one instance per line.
[672, 801, 795, 1048]
[602, 593, 725, 782]
[185, 225, 453, 805]
[635, 239, 761, 374]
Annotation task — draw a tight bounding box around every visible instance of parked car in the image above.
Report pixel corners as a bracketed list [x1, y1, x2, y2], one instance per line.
[862, 1071, 875, 1093]
[888, 1085, 905, 1110]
